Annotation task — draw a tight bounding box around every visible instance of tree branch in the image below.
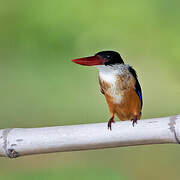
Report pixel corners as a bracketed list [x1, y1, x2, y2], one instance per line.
[0, 115, 180, 158]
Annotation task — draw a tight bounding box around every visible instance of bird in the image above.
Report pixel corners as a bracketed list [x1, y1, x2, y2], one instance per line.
[72, 50, 143, 130]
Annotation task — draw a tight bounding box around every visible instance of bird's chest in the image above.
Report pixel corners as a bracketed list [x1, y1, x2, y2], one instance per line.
[99, 72, 132, 104]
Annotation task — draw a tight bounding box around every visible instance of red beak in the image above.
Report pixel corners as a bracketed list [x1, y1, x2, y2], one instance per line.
[72, 55, 107, 66]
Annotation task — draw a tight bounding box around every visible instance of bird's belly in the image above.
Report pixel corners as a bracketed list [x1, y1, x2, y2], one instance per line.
[105, 89, 141, 121]
[105, 85, 124, 104]
[112, 94, 123, 104]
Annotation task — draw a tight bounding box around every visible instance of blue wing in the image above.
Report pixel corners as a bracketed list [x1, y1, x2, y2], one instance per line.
[128, 66, 143, 108]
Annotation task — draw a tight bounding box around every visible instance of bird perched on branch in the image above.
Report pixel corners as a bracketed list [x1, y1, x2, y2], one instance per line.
[72, 51, 143, 130]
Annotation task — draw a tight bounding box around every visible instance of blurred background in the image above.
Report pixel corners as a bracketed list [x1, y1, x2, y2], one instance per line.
[0, 0, 180, 179]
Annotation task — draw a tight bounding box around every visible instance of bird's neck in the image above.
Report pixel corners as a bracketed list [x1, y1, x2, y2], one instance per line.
[96, 64, 128, 84]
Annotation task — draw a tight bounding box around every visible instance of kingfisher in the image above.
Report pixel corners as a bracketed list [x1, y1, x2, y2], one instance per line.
[72, 51, 143, 130]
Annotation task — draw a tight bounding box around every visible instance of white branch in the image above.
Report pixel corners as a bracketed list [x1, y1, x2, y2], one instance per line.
[0, 115, 180, 158]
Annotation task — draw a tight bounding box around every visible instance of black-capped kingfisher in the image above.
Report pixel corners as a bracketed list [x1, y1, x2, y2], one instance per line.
[72, 51, 143, 130]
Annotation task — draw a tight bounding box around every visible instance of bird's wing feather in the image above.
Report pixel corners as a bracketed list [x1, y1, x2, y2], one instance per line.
[98, 77, 105, 94]
[128, 66, 143, 108]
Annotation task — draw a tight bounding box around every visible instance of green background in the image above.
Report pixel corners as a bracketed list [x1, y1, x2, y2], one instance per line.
[0, 0, 180, 179]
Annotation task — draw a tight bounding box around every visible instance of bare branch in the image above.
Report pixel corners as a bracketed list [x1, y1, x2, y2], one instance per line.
[0, 115, 180, 158]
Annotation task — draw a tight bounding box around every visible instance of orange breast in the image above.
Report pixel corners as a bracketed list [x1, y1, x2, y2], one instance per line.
[99, 75, 142, 121]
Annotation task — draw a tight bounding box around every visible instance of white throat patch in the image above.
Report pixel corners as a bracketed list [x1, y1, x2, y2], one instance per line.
[96, 64, 130, 104]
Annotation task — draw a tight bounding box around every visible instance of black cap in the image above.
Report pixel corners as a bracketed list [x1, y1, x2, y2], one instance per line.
[95, 51, 124, 66]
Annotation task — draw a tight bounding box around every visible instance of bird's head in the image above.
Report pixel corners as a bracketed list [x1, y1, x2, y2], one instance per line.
[72, 51, 124, 66]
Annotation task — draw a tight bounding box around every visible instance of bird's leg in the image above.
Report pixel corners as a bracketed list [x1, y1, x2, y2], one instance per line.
[108, 115, 115, 130]
[131, 115, 138, 127]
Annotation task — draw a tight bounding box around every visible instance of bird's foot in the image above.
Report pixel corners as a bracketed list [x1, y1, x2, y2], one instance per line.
[131, 115, 138, 127]
[108, 116, 115, 130]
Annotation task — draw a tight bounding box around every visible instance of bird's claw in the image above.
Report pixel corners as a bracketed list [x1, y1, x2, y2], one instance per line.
[131, 116, 138, 127]
[108, 117, 115, 130]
